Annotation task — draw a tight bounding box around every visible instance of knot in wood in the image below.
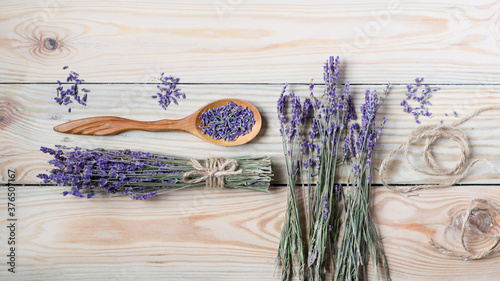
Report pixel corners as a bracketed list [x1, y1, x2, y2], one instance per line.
[431, 198, 500, 260]
[43, 38, 58, 51]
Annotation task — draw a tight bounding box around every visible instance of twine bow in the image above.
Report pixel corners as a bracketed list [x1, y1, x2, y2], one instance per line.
[182, 158, 242, 189]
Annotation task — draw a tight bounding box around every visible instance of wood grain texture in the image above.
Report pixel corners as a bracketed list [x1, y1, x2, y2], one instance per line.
[2, 0, 500, 83]
[2, 0, 500, 280]
[372, 186, 500, 281]
[1, 84, 500, 186]
[1, 185, 500, 280]
[0, 186, 285, 280]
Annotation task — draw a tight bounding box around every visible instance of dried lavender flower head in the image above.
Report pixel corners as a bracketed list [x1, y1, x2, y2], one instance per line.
[54, 66, 90, 113]
[199, 101, 255, 141]
[152, 73, 186, 110]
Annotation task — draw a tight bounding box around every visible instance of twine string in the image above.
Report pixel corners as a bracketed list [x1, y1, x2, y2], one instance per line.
[429, 199, 500, 260]
[378, 106, 500, 260]
[183, 158, 242, 189]
[379, 106, 500, 193]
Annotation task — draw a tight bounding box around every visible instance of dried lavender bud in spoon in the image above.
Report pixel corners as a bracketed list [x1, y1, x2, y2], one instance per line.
[199, 101, 255, 141]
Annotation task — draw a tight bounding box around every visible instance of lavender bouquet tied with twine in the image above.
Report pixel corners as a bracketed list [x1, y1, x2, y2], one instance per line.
[37, 146, 272, 200]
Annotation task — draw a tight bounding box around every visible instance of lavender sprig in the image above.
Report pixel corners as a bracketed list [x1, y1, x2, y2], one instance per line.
[37, 146, 271, 199]
[199, 101, 255, 141]
[54, 66, 90, 113]
[152, 73, 186, 110]
[400, 77, 440, 124]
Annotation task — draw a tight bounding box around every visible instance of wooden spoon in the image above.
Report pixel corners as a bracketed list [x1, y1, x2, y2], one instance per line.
[53, 99, 262, 146]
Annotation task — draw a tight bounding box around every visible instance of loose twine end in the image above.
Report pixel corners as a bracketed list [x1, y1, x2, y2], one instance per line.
[182, 158, 242, 189]
[379, 106, 500, 260]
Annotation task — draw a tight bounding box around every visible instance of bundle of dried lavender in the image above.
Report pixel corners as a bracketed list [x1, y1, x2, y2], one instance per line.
[335, 86, 390, 281]
[307, 57, 355, 281]
[276, 57, 355, 280]
[275, 86, 309, 280]
[276, 56, 390, 281]
[38, 146, 272, 200]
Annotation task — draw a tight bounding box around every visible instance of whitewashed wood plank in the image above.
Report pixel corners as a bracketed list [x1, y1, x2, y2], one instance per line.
[0, 185, 284, 280]
[2, 0, 500, 83]
[1, 84, 500, 185]
[1, 184, 500, 280]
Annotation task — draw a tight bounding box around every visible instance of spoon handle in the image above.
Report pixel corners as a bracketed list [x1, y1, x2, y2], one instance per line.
[54, 116, 193, 136]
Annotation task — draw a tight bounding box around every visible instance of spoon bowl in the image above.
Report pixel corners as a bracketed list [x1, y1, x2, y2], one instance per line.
[53, 98, 262, 146]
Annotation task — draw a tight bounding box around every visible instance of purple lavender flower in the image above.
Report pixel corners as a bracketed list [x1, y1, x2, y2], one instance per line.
[38, 146, 271, 200]
[401, 77, 439, 124]
[37, 146, 183, 199]
[199, 101, 255, 141]
[324, 56, 339, 97]
[322, 193, 329, 219]
[54, 66, 90, 112]
[152, 73, 186, 110]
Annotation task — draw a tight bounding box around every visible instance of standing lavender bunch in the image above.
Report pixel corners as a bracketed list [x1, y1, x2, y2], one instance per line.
[275, 85, 310, 281]
[276, 56, 391, 281]
[307, 57, 355, 280]
[334, 86, 391, 281]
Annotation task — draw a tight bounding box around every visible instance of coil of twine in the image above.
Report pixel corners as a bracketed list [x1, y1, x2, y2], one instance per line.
[379, 106, 500, 193]
[378, 105, 500, 260]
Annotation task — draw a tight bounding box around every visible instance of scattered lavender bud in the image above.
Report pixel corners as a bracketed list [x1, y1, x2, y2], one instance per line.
[454, 111, 458, 117]
[54, 66, 90, 112]
[401, 77, 439, 124]
[199, 101, 255, 141]
[153, 73, 186, 110]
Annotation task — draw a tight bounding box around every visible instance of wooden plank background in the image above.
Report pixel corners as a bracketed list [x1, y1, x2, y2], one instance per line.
[1, 0, 500, 280]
